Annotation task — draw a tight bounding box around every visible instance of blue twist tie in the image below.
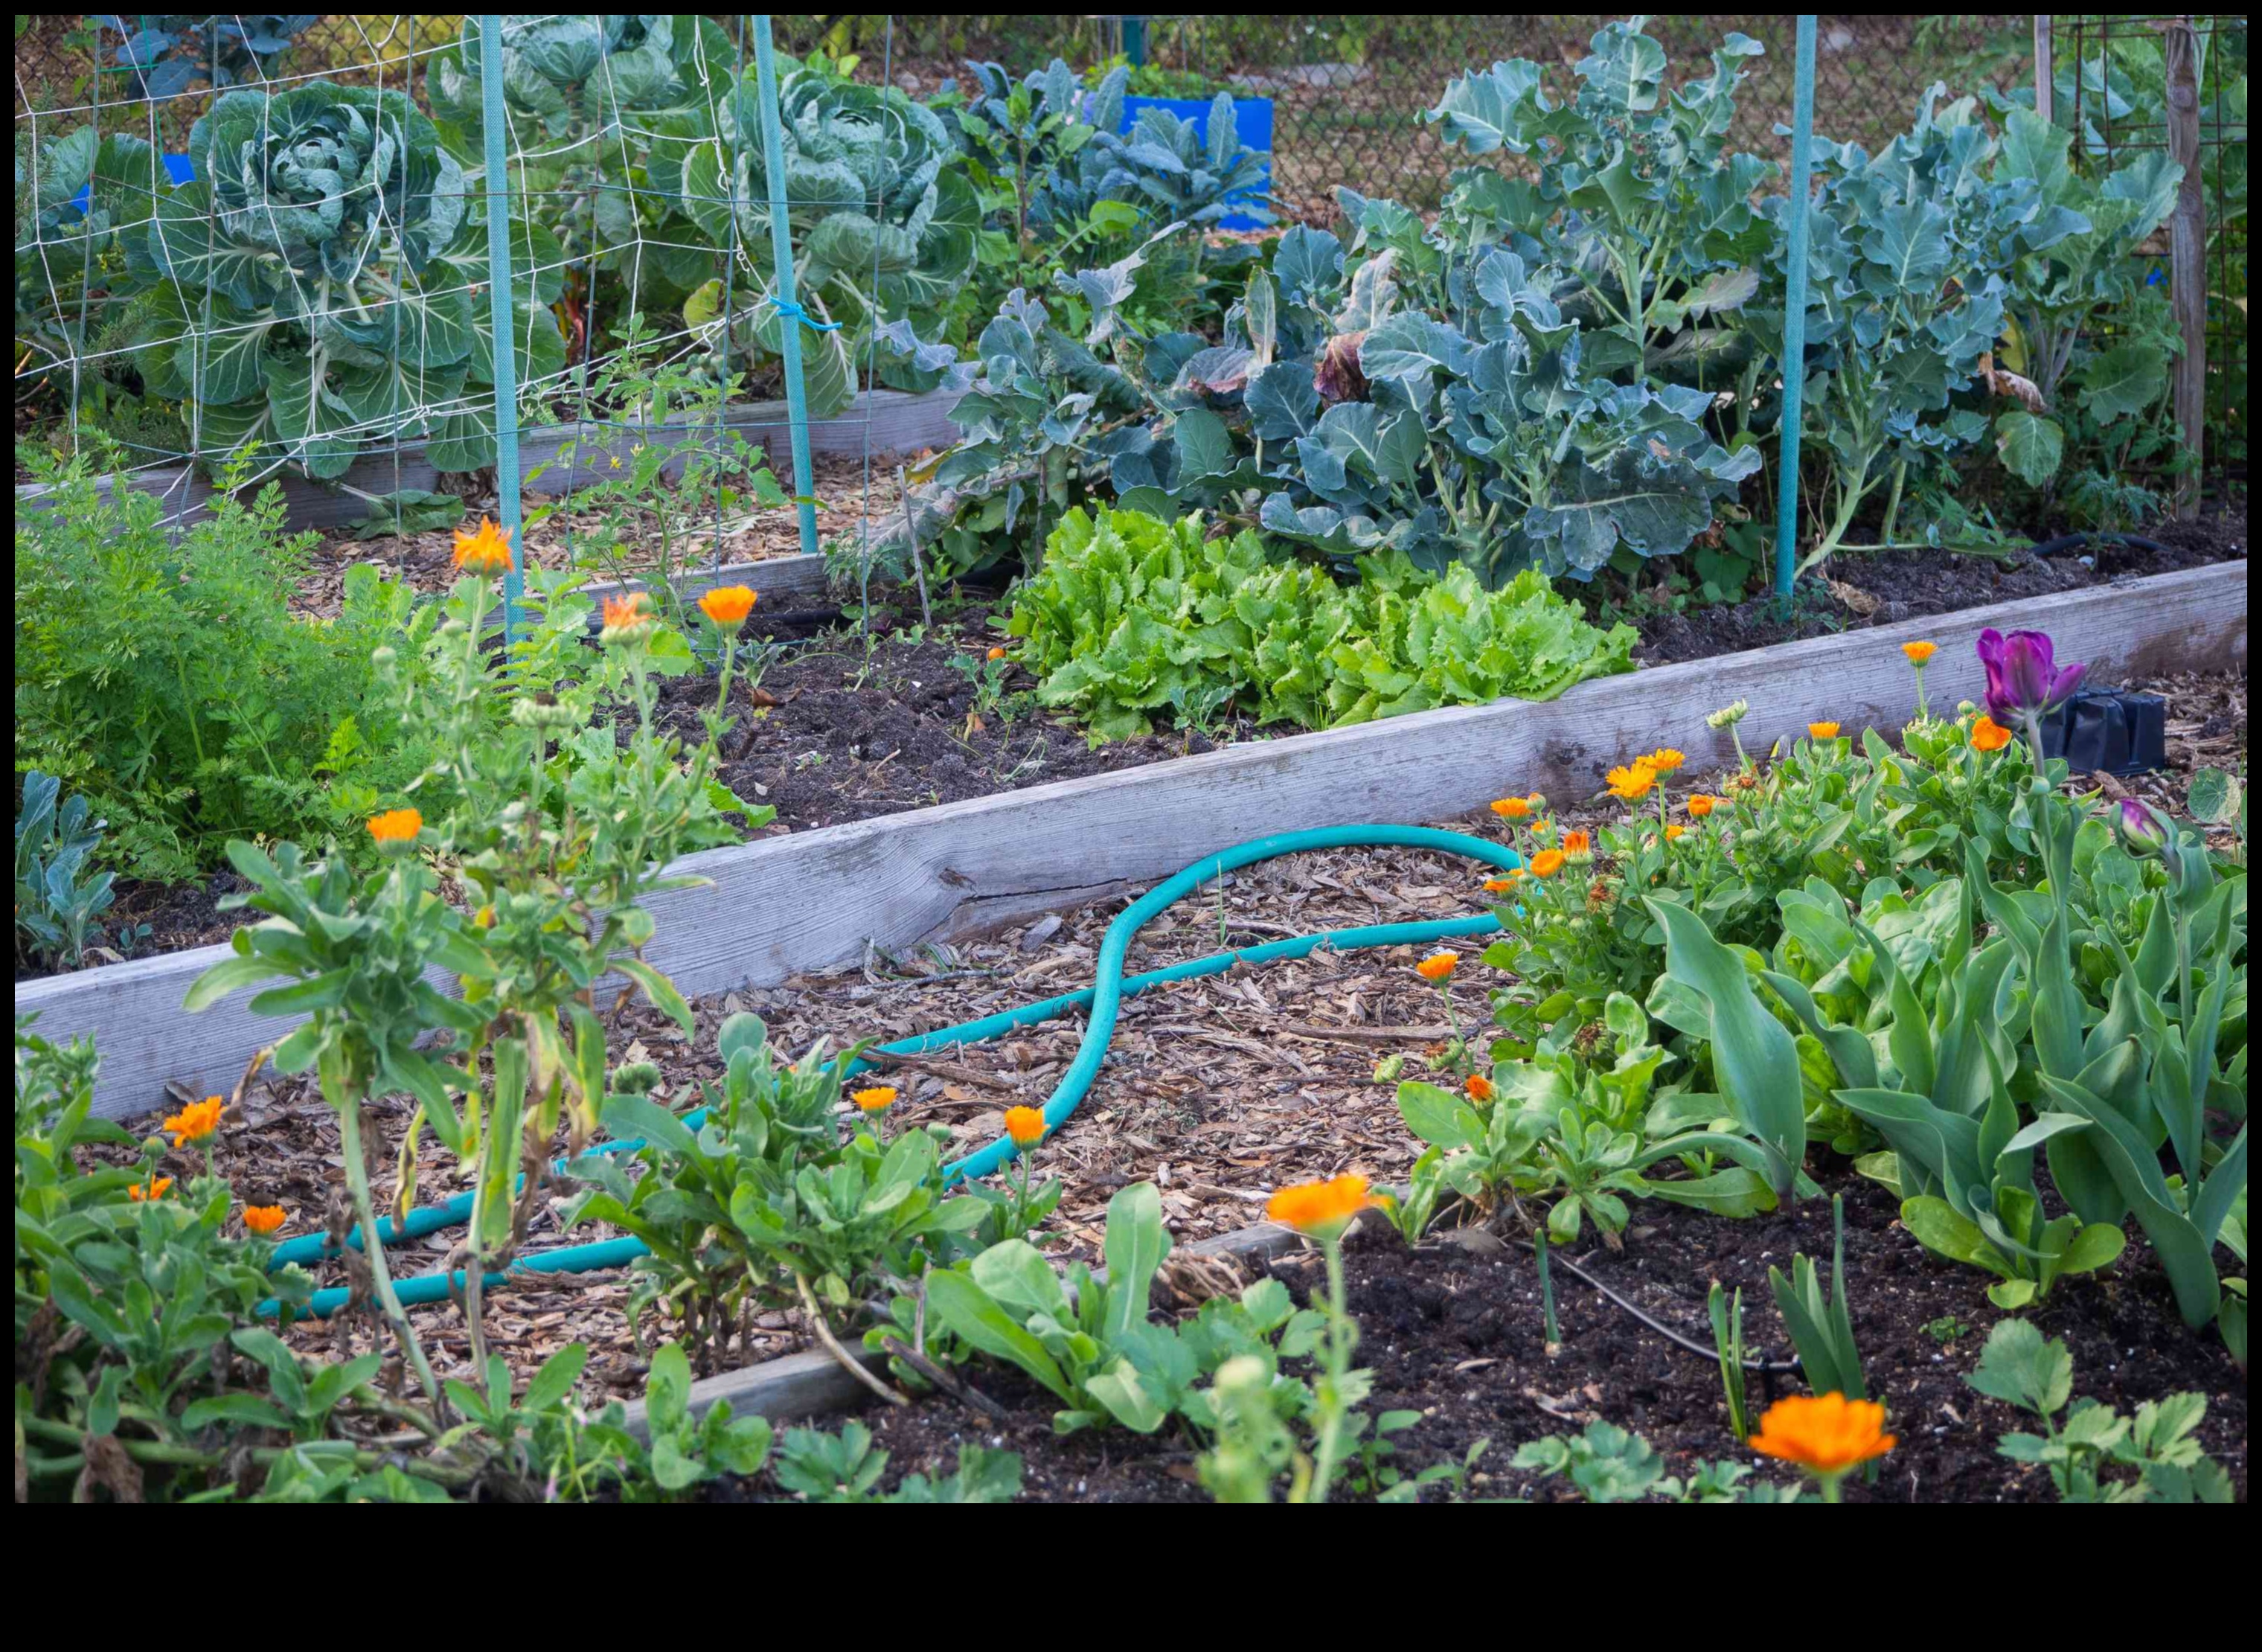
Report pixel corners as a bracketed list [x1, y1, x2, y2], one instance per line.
[768, 296, 842, 331]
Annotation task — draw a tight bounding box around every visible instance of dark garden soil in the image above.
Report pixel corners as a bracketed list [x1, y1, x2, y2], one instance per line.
[695, 1165, 2247, 1503]
[656, 597, 1270, 834]
[1632, 509, 2246, 667]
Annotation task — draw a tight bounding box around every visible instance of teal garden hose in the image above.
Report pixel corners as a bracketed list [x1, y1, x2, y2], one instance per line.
[267, 826, 1522, 1316]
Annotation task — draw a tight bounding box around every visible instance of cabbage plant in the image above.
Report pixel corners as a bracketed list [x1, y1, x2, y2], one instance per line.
[637, 62, 978, 414]
[120, 83, 565, 478]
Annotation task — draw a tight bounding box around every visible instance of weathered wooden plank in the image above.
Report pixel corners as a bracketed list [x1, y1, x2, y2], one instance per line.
[13, 387, 966, 535]
[19, 560, 2246, 1122]
[618, 1219, 1308, 1438]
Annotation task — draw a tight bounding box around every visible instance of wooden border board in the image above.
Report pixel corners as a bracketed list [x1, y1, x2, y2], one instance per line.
[19, 560, 2246, 1123]
[13, 386, 965, 536]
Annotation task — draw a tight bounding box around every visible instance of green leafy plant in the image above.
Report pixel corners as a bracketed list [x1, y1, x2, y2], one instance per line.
[1709, 1280, 1751, 1441]
[1767, 1194, 1867, 1399]
[1423, 22, 1778, 380]
[1514, 1421, 1799, 1502]
[1963, 1318, 2234, 1502]
[118, 81, 566, 478]
[1769, 88, 2083, 567]
[636, 56, 978, 413]
[1005, 505, 1635, 741]
[15, 452, 440, 881]
[568, 1012, 987, 1371]
[638, 1340, 775, 1496]
[14, 772, 145, 971]
[773, 1419, 1021, 1503]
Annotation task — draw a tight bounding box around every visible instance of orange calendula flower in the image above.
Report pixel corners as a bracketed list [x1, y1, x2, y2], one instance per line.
[852, 1086, 897, 1114]
[129, 1176, 173, 1202]
[1004, 1106, 1047, 1150]
[1266, 1173, 1377, 1240]
[1665, 822, 1687, 840]
[1562, 829, 1592, 858]
[1464, 1074, 1495, 1103]
[1748, 1392, 1896, 1476]
[1970, 715, 2013, 752]
[600, 592, 656, 643]
[1688, 794, 1719, 818]
[987, 645, 1006, 661]
[366, 807, 423, 845]
[1528, 848, 1566, 878]
[1807, 721, 1842, 740]
[698, 584, 757, 627]
[242, 1204, 288, 1235]
[162, 1095, 224, 1148]
[452, 516, 514, 576]
[1415, 953, 1458, 982]
[1606, 763, 1656, 802]
[1490, 795, 1534, 820]
[1481, 874, 1521, 894]
[1638, 747, 1686, 777]
[1901, 640, 1938, 665]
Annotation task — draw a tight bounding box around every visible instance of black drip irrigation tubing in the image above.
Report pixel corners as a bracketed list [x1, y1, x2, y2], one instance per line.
[2025, 531, 2176, 560]
[1511, 1238, 1804, 1379]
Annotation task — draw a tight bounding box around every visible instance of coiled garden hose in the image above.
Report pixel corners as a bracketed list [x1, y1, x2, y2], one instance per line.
[266, 825, 1523, 1316]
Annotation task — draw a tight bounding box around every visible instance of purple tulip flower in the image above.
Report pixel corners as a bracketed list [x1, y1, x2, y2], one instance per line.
[2117, 798, 2171, 854]
[1976, 628, 2087, 723]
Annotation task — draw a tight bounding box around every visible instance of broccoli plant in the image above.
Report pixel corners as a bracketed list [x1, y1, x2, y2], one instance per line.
[1423, 21, 1779, 382]
[1985, 106, 2183, 499]
[118, 83, 565, 478]
[1767, 87, 2085, 571]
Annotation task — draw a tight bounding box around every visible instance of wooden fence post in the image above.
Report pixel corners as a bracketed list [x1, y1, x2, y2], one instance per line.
[2032, 16, 2053, 126]
[2163, 16, 2205, 521]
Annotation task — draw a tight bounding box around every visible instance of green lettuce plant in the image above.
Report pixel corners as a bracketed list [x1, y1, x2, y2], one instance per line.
[1003, 504, 1635, 741]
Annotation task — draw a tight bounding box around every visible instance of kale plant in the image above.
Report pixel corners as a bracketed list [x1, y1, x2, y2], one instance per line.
[103, 14, 318, 100]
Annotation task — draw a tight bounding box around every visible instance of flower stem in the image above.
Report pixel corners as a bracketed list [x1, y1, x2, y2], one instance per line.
[338, 1095, 444, 1414]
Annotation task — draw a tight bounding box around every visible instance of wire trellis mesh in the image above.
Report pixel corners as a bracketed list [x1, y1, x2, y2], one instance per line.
[13, 13, 909, 584]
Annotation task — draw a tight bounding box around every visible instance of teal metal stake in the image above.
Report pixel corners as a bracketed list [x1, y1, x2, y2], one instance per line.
[1772, 15, 1818, 604]
[478, 15, 525, 645]
[753, 16, 821, 559]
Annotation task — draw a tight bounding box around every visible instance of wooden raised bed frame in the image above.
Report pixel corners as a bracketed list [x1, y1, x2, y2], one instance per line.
[18, 560, 2247, 1123]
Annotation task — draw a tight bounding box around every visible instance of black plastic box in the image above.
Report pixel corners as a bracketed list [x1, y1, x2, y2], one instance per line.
[2037, 687, 2168, 777]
